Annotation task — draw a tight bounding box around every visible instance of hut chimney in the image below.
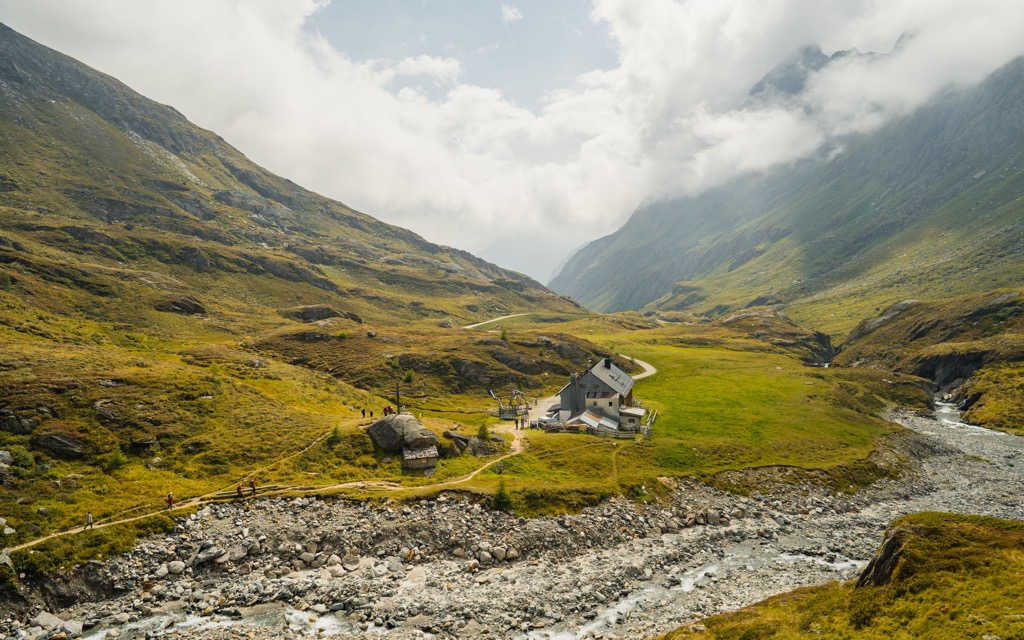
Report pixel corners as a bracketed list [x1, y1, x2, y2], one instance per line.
[604, 357, 612, 369]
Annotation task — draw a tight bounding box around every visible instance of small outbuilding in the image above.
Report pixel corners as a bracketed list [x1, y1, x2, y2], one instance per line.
[403, 445, 439, 470]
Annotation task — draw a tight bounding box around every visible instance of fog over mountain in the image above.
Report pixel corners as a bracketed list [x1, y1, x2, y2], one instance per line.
[2, 1, 1024, 280]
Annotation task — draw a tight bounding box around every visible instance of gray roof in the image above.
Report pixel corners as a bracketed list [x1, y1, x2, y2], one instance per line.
[589, 361, 634, 396]
[566, 410, 619, 430]
[403, 446, 439, 460]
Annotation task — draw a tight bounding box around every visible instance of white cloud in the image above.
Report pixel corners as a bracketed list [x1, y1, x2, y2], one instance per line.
[1, 0, 1023, 281]
[501, 5, 523, 25]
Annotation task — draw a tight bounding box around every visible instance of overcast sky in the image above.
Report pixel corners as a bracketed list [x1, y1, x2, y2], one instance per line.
[2, 1, 1024, 282]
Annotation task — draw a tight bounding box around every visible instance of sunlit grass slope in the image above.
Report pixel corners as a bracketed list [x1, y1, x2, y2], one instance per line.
[658, 513, 1024, 640]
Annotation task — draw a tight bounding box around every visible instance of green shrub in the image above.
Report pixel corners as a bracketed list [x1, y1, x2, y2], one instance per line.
[493, 478, 513, 512]
[101, 448, 128, 473]
[327, 424, 343, 447]
[7, 445, 34, 468]
[403, 370, 414, 384]
[0, 270, 11, 291]
[477, 424, 491, 440]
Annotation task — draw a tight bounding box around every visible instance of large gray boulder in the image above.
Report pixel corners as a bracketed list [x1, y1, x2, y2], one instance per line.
[367, 414, 440, 453]
[32, 433, 86, 459]
[0, 409, 38, 434]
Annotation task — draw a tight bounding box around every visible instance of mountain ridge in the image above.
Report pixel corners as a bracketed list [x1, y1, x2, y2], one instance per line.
[550, 55, 1024, 333]
[0, 21, 577, 328]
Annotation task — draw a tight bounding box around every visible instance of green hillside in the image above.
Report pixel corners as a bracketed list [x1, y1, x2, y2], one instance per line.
[0, 21, 591, 544]
[659, 513, 1024, 640]
[551, 57, 1024, 333]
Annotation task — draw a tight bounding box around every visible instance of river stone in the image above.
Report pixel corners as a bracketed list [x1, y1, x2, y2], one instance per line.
[706, 510, 720, 526]
[493, 546, 507, 561]
[342, 553, 361, 571]
[61, 620, 84, 638]
[194, 546, 226, 565]
[154, 564, 169, 579]
[300, 551, 315, 563]
[168, 560, 186, 574]
[32, 611, 63, 630]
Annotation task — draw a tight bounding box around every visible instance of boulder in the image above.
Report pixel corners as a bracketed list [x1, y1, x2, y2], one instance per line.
[168, 560, 186, 574]
[32, 611, 63, 630]
[367, 414, 440, 454]
[341, 553, 361, 571]
[61, 620, 84, 638]
[194, 546, 226, 565]
[32, 433, 86, 459]
[279, 304, 342, 323]
[0, 450, 13, 465]
[154, 295, 206, 315]
[466, 436, 500, 457]
[0, 409, 38, 434]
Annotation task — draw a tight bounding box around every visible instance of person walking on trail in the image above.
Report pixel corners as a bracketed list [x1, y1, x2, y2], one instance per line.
[166, 492, 174, 510]
[369, 409, 374, 419]
[84, 512, 93, 530]
[249, 478, 257, 496]
[236, 483, 244, 498]
[361, 408, 366, 419]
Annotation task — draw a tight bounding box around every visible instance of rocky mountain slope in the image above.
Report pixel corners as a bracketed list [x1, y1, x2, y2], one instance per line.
[0, 22, 580, 331]
[0, 22, 593, 544]
[550, 55, 1024, 329]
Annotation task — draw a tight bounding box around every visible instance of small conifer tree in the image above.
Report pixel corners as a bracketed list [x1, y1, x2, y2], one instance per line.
[493, 478, 513, 512]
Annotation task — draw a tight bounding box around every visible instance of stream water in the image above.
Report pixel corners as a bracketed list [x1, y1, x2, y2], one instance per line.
[80, 404, 1024, 640]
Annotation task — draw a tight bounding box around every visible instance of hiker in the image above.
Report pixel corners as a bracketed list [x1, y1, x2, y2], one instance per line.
[236, 483, 244, 498]
[84, 512, 93, 530]
[249, 478, 257, 496]
[369, 409, 374, 418]
[166, 492, 174, 510]
[361, 408, 366, 418]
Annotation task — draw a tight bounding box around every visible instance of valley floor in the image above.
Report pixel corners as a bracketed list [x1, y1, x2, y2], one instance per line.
[6, 406, 1024, 640]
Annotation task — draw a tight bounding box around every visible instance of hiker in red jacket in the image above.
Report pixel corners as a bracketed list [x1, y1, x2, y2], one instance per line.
[166, 492, 174, 509]
[249, 478, 257, 496]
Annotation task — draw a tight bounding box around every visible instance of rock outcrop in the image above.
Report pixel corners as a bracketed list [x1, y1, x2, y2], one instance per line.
[367, 415, 440, 454]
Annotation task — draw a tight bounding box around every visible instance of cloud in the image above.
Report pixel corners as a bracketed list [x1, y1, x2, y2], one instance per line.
[501, 4, 523, 25]
[1, 0, 1024, 282]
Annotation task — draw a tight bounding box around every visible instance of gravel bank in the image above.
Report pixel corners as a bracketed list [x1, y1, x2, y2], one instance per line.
[4, 406, 1023, 640]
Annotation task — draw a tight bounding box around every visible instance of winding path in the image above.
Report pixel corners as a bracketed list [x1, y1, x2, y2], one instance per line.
[7, 324, 658, 554]
[461, 313, 530, 330]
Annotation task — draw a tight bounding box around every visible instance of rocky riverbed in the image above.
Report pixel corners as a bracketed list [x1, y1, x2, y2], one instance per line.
[4, 406, 1024, 640]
